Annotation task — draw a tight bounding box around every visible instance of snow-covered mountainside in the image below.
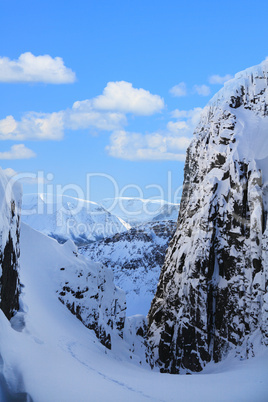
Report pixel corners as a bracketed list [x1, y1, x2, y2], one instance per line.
[0, 222, 267, 401]
[0, 168, 21, 320]
[80, 220, 177, 316]
[101, 197, 179, 225]
[20, 223, 126, 349]
[22, 193, 130, 245]
[148, 60, 268, 373]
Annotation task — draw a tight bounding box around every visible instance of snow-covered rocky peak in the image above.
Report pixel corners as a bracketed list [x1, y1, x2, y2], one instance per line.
[0, 168, 21, 319]
[194, 58, 268, 179]
[22, 193, 130, 245]
[101, 197, 179, 225]
[148, 60, 268, 373]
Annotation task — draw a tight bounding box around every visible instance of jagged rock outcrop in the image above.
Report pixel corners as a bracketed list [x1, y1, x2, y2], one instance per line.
[0, 169, 21, 319]
[56, 240, 126, 349]
[148, 60, 268, 373]
[79, 220, 176, 315]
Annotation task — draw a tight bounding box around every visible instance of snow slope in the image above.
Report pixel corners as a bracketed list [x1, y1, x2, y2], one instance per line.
[0, 224, 267, 401]
[19, 223, 126, 350]
[22, 193, 130, 244]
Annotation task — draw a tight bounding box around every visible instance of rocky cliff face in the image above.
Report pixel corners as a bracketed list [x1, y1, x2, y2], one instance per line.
[147, 60, 268, 373]
[0, 169, 21, 319]
[56, 239, 126, 349]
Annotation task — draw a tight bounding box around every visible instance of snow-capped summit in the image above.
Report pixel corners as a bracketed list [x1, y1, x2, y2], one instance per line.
[22, 193, 130, 245]
[101, 197, 179, 225]
[148, 60, 268, 373]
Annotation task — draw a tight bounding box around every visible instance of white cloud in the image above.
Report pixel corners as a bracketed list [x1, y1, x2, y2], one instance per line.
[3, 168, 48, 184]
[106, 106, 203, 161]
[0, 52, 76, 83]
[167, 121, 188, 133]
[92, 81, 164, 115]
[0, 112, 64, 141]
[0, 107, 125, 141]
[194, 84, 211, 96]
[209, 74, 233, 84]
[0, 81, 164, 140]
[3, 167, 17, 177]
[0, 115, 17, 135]
[0, 144, 36, 160]
[106, 130, 188, 161]
[169, 82, 187, 97]
[170, 107, 203, 129]
[68, 100, 127, 131]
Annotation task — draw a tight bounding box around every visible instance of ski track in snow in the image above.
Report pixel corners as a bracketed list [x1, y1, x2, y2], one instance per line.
[61, 339, 164, 402]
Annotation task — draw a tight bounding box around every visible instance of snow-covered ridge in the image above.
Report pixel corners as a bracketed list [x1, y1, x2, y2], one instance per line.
[197, 58, 268, 164]
[148, 60, 268, 373]
[208, 58, 268, 111]
[22, 193, 130, 245]
[0, 168, 21, 319]
[101, 197, 179, 225]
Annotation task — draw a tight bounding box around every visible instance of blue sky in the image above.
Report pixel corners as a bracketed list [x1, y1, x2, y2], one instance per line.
[0, 0, 267, 203]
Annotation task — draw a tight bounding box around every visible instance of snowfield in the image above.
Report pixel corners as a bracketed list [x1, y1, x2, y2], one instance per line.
[0, 223, 267, 401]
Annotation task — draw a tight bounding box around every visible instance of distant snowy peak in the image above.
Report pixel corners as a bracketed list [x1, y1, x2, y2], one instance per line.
[101, 197, 179, 225]
[0, 168, 21, 319]
[148, 60, 268, 373]
[22, 193, 130, 245]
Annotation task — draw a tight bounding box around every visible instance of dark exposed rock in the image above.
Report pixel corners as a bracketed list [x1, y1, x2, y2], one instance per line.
[57, 261, 126, 349]
[0, 233, 20, 319]
[0, 172, 21, 320]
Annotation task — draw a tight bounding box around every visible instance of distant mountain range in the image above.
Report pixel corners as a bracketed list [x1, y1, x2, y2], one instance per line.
[80, 220, 177, 316]
[101, 197, 179, 225]
[21, 193, 130, 245]
[21, 194, 179, 244]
